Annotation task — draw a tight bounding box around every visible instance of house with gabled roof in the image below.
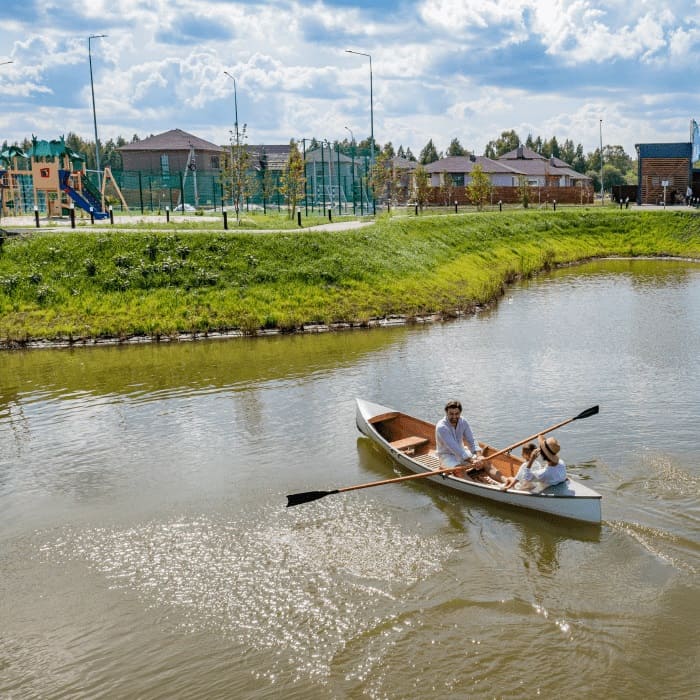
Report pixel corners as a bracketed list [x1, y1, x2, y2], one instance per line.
[118, 128, 224, 174]
[497, 145, 591, 187]
[424, 154, 523, 187]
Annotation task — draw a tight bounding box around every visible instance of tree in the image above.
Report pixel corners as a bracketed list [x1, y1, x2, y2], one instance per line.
[516, 175, 532, 208]
[381, 142, 395, 158]
[484, 130, 520, 158]
[411, 164, 431, 210]
[465, 164, 492, 210]
[369, 150, 394, 207]
[396, 145, 406, 158]
[223, 123, 250, 223]
[405, 147, 417, 161]
[278, 139, 306, 220]
[419, 139, 440, 164]
[439, 171, 455, 205]
[446, 138, 467, 156]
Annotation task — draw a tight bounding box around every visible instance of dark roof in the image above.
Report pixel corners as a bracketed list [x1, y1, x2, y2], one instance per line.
[304, 147, 353, 164]
[424, 155, 521, 175]
[119, 128, 223, 153]
[498, 146, 590, 180]
[390, 156, 417, 170]
[246, 144, 291, 170]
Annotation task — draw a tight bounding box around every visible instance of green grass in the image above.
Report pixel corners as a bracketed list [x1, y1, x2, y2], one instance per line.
[1, 209, 699, 345]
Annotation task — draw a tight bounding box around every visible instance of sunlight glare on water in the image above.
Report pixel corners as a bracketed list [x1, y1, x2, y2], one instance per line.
[41, 498, 455, 684]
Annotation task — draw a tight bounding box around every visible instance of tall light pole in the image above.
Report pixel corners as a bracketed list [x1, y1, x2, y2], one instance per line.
[345, 50, 374, 166]
[346, 50, 375, 215]
[599, 118, 604, 205]
[88, 34, 106, 188]
[223, 71, 241, 221]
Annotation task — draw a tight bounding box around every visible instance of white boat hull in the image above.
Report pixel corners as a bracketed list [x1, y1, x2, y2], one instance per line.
[356, 398, 602, 524]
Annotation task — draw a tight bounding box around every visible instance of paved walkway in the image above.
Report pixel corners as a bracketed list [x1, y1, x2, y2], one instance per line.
[0, 214, 376, 233]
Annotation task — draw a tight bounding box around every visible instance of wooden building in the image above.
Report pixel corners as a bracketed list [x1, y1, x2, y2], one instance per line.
[635, 142, 693, 205]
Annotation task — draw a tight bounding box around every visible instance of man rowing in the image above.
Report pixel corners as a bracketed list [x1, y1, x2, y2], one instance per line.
[435, 400, 508, 484]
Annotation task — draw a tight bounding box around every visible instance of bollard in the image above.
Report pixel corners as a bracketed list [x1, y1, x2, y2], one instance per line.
[109, 205, 114, 224]
[90, 206, 95, 224]
[498, 200, 502, 212]
[328, 208, 332, 222]
[415, 204, 418, 216]
[455, 201, 458, 213]
[223, 211, 228, 230]
[166, 206, 170, 223]
[553, 200, 556, 211]
[70, 204, 76, 229]
[297, 211, 302, 227]
[34, 206, 40, 228]
[625, 198, 629, 209]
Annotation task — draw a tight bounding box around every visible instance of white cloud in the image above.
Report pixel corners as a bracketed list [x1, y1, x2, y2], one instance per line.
[0, 0, 698, 157]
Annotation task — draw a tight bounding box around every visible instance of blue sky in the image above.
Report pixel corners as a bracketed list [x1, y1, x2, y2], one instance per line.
[0, 0, 698, 158]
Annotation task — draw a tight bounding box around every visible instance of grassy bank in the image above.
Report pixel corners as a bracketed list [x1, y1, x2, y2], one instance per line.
[1, 209, 699, 346]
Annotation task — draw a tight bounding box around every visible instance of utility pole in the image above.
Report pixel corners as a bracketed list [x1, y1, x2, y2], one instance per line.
[599, 119, 604, 205]
[88, 35, 107, 188]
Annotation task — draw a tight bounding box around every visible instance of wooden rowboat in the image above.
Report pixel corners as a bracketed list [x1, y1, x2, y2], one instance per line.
[355, 398, 602, 524]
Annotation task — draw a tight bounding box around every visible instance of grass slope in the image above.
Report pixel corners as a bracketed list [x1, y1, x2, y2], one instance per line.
[1, 209, 699, 345]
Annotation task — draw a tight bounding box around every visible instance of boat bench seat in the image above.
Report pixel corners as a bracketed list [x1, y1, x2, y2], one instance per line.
[390, 436, 429, 453]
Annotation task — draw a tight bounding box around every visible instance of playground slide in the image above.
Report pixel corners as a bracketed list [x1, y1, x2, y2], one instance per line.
[59, 170, 110, 219]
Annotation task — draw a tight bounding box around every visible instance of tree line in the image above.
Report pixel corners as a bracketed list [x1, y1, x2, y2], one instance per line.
[3, 128, 636, 195]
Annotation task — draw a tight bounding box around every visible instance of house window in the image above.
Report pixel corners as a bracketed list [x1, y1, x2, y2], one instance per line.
[210, 156, 220, 170]
[160, 154, 170, 176]
[451, 173, 465, 187]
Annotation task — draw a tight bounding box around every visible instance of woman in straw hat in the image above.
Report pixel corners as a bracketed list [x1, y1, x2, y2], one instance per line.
[501, 435, 567, 491]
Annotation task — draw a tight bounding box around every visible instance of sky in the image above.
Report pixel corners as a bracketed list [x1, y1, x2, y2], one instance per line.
[0, 0, 698, 159]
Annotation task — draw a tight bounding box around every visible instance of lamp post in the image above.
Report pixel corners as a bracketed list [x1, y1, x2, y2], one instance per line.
[88, 34, 107, 188]
[599, 118, 604, 205]
[346, 49, 375, 214]
[223, 71, 241, 222]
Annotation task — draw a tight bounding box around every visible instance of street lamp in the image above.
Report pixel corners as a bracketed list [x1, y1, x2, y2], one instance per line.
[88, 34, 107, 188]
[345, 50, 374, 168]
[223, 71, 241, 221]
[346, 49, 375, 215]
[599, 118, 604, 205]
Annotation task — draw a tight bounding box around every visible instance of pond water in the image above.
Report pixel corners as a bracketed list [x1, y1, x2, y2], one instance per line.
[1, 258, 698, 699]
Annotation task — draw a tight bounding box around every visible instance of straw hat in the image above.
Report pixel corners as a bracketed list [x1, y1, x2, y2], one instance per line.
[539, 435, 561, 463]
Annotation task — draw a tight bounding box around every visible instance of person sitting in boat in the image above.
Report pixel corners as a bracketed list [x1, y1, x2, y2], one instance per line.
[501, 436, 567, 491]
[436, 400, 507, 484]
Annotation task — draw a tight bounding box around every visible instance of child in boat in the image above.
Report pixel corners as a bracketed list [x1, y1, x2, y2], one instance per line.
[501, 436, 567, 491]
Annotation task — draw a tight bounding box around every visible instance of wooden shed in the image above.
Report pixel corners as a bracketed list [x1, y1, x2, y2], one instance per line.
[635, 142, 692, 205]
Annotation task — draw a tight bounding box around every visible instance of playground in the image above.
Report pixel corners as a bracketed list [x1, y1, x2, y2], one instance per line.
[0, 136, 127, 222]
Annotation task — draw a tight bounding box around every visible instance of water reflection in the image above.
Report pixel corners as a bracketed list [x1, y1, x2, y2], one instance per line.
[2, 258, 699, 699]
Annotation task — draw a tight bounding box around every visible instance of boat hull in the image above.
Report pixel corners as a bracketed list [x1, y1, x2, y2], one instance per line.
[355, 398, 602, 524]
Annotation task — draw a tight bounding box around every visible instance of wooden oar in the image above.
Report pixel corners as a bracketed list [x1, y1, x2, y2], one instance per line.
[286, 405, 599, 507]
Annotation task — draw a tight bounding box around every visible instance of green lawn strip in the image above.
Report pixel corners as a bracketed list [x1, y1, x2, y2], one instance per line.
[1, 210, 699, 344]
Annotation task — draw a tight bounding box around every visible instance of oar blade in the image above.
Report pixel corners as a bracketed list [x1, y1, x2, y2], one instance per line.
[574, 405, 599, 421]
[286, 489, 339, 507]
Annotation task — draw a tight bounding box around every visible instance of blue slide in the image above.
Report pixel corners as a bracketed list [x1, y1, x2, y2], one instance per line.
[59, 170, 110, 219]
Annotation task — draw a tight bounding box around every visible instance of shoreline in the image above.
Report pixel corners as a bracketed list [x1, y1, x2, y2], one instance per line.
[4, 254, 698, 352]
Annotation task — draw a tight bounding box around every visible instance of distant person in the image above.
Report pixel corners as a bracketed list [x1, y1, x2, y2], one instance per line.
[501, 436, 567, 491]
[687, 186, 694, 205]
[435, 400, 507, 483]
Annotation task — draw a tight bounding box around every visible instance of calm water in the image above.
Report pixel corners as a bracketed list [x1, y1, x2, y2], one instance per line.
[1, 259, 698, 699]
